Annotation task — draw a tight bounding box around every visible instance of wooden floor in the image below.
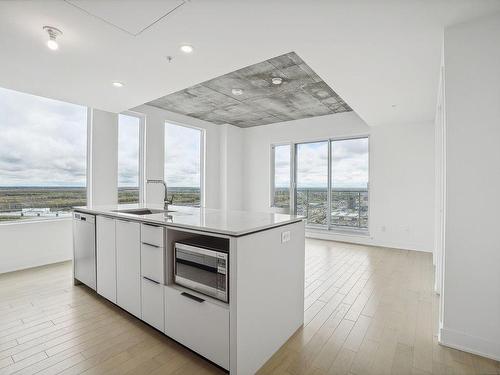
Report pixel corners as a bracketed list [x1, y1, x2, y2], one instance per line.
[0, 240, 498, 375]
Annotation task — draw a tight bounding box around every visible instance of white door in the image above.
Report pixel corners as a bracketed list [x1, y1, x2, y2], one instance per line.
[96, 216, 116, 303]
[116, 220, 141, 318]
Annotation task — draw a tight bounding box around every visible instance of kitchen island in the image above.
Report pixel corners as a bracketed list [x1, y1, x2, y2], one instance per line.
[73, 204, 305, 375]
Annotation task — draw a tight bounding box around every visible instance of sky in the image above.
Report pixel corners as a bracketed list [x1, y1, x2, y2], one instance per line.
[0, 87, 202, 188]
[275, 138, 369, 189]
[118, 114, 140, 187]
[0, 87, 87, 187]
[165, 123, 201, 188]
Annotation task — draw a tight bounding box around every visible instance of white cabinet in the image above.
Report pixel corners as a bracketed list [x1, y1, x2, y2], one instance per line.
[141, 223, 164, 247]
[141, 243, 164, 284]
[116, 220, 141, 318]
[140, 224, 165, 331]
[164, 286, 229, 370]
[141, 278, 164, 331]
[96, 216, 116, 303]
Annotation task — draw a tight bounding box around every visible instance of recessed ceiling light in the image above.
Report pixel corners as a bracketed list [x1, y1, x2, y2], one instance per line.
[43, 26, 62, 51]
[112, 82, 124, 88]
[271, 77, 283, 85]
[231, 88, 243, 96]
[180, 44, 194, 53]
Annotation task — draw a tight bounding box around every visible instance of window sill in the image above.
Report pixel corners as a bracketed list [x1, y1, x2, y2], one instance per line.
[0, 217, 72, 226]
[307, 226, 370, 238]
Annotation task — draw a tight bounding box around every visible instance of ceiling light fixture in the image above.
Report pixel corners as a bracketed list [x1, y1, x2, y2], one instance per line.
[231, 88, 243, 96]
[271, 77, 283, 85]
[43, 26, 62, 50]
[112, 81, 124, 88]
[180, 44, 194, 53]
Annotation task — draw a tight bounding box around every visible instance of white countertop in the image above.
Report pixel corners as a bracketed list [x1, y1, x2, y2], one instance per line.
[74, 204, 304, 236]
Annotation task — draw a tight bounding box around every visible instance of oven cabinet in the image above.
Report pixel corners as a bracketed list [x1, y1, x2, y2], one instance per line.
[140, 224, 165, 331]
[164, 285, 229, 370]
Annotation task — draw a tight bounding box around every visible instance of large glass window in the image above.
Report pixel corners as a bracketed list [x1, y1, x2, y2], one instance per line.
[0, 87, 87, 222]
[296, 141, 329, 225]
[331, 138, 369, 228]
[165, 123, 202, 207]
[271, 144, 291, 208]
[118, 113, 141, 204]
[271, 137, 369, 230]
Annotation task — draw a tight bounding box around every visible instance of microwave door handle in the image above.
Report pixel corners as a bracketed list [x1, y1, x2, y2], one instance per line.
[180, 292, 205, 303]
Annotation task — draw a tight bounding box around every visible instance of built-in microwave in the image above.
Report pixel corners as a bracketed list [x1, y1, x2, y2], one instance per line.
[174, 238, 228, 303]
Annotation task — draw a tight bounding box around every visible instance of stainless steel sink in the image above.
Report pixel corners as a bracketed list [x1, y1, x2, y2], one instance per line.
[112, 208, 175, 215]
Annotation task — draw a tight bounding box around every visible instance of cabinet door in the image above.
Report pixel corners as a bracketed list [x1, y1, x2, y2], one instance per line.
[141, 278, 164, 331]
[96, 216, 116, 303]
[116, 220, 141, 318]
[164, 286, 229, 369]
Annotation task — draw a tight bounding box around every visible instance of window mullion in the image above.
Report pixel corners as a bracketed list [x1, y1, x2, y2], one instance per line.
[327, 140, 332, 230]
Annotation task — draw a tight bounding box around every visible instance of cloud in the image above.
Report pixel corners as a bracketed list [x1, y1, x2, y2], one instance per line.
[0, 87, 87, 187]
[274, 139, 368, 189]
[118, 114, 140, 187]
[0, 87, 203, 189]
[165, 123, 201, 187]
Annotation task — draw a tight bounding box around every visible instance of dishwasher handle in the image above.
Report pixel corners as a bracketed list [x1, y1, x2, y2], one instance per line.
[73, 212, 95, 223]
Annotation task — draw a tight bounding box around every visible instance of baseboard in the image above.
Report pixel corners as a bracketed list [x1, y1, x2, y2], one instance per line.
[306, 230, 432, 253]
[439, 327, 500, 361]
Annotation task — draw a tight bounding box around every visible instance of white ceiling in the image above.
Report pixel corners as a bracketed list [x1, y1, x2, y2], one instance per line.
[0, 0, 499, 126]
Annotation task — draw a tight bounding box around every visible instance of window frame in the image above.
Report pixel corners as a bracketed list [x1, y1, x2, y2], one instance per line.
[270, 135, 370, 233]
[117, 110, 146, 205]
[164, 120, 205, 208]
[269, 142, 293, 211]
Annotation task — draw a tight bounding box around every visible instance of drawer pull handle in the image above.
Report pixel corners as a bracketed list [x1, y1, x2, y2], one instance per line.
[142, 242, 160, 248]
[143, 276, 160, 285]
[181, 292, 205, 303]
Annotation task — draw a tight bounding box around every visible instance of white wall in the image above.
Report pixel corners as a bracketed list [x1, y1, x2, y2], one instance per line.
[440, 12, 500, 361]
[242, 112, 435, 252]
[0, 215, 73, 274]
[132, 104, 221, 209]
[89, 109, 118, 205]
[220, 124, 244, 211]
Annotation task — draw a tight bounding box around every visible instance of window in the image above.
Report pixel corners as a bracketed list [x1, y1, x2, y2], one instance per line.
[331, 138, 369, 228]
[0, 87, 87, 222]
[271, 137, 369, 230]
[271, 144, 291, 208]
[296, 141, 329, 225]
[165, 123, 203, 207]
[118, 113, 142, 204]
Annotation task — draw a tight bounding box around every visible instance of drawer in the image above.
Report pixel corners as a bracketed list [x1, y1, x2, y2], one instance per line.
[141, 243, 164, 284]
[141, 224, 164, 248]
[141, 278, 164, 332]
[164, 286, 229, 370]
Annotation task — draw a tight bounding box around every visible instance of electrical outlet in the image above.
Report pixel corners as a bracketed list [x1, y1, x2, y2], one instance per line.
[281, 231, 291, 243]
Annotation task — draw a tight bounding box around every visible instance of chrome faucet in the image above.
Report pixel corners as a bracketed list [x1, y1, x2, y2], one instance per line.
[147, 179, 170, 211]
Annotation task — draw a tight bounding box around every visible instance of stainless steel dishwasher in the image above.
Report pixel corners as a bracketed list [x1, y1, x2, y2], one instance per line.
[73, 212, 96, 290]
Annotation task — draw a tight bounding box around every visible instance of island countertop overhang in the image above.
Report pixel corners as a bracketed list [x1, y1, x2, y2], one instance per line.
[73, 204, 304, 237]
